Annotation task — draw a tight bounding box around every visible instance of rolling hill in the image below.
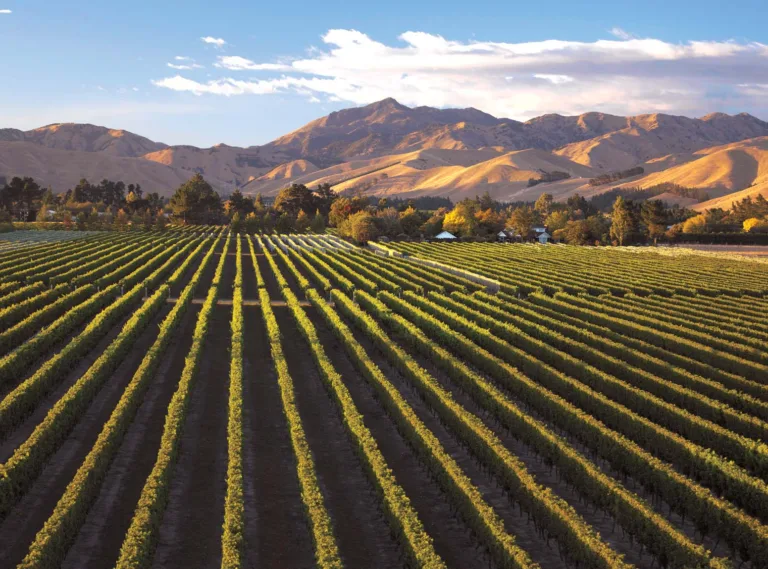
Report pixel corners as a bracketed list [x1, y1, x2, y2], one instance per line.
[2, 98, 768, 208]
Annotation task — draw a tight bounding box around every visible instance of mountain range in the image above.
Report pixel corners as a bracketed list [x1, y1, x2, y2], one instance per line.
[2, 98, 768, 210]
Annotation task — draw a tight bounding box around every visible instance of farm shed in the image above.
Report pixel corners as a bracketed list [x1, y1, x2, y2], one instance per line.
[497, 230, 520, 242]
[538, 231, 551, 244]
[435, 230, 457, 241]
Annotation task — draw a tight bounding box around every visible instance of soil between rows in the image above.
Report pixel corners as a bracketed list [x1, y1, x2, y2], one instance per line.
[151, 301, 231, 569]
[305, 307, 498, 569]
[280, 249, 503, 567]
[0, 303, 171, 568]
[61, 304, 203, 569]
[274, 305, 403, 568]
[241, 303, 316, 568]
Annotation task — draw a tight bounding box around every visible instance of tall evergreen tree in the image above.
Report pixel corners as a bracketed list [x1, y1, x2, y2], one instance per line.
[609, 196, 634, 246]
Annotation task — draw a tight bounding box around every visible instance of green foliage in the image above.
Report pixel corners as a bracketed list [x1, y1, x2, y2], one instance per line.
[115, 235, 230, 569]
[609, 196, 634, 245]
[169, 173, 223, 224]
[310, 210, 326, 233]
[253, 241, 343, 569]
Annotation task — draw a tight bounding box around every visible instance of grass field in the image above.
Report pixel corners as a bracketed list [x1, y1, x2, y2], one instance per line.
[0, 229, 766, 569]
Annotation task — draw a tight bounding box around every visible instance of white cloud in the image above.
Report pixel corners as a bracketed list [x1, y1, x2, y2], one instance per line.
[152, 75, 293, 96]
[154, 29, 768, 119]
[167, 62, 204, 70]
[610, 27, 633, 40]
[215, 55, 290, 71]
[0, 9, 11, 14]
[201, 36, 227, 48]
[175, 56, 192, 61]
[533, 74, 574, 84]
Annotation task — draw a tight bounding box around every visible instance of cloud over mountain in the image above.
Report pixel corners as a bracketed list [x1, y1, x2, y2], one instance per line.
[154, 29, 768, 121]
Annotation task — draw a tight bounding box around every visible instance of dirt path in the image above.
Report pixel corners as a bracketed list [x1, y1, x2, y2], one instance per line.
[307, 308, 501, 568]
[408, 345, 653, 568]
[151, 302, 231, 569]
[274, 306, 403, 568]
[193, 241, 223, 300]
[241, 303, 316, 568]
[255, 252, 281, 301]
[60, 304, 202, 569]
[0, 305, 170, 568]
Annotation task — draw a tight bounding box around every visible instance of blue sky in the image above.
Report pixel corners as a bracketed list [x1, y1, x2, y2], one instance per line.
[1, 0, 767, 147]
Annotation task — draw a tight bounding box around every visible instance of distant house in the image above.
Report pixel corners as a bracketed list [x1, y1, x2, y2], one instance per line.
[533, 226, 547, 234]
[497, 230, 520, 242]
[435, 230, 457, 240]
[538, 231, 551, 244]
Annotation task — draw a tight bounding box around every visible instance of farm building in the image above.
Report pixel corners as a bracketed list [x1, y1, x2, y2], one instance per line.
[538, 231, 551, 244]
[497, 230, 520, 242]
[435, 230, 457, 240]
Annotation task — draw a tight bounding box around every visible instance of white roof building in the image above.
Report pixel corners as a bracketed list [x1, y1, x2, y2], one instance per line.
[435, 230, 457, 240]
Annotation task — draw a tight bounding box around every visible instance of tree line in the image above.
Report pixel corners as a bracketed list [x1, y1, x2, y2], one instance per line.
[3, 171, 766, 243]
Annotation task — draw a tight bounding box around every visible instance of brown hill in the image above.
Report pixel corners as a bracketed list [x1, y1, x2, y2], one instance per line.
[244, 147, 595, 202]
[141, 144, 289, 190]
[692, 181, 768, 212]
[555, 113, 768, 171]
[2, 99, 768, 206]
[1, 123, 167, 157]
[617, 137, 768, 197]
[0, 141, 190, 192]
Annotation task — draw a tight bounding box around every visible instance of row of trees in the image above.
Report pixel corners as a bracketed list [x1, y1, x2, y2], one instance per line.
[681, 195, 768, 234]
[4, 171, 766, 244]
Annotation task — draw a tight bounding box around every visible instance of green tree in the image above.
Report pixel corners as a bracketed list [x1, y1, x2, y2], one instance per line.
[275, 212, 295, 233]
[0, 176, 43, 221]
[243, 212, 260, 234]
[544, 210, 569, 233]
[566, 193, 593, 219]
[399, 206, 422, 236]
[169, 174, 223, 224]
[344, 211, 378, 243]
[442, 200, 478, 237]
[641, 199, 666, 244]
[328, 195, 367, 227]
[310, 210, 326, 233]
[508, 206, 536, 239]
[373, 207, 402, 237]
[475, 208, 505, 236]
[478, 191, 497, 211]
[314, 183, 337, 217]
[682, 214, 707, 233]
[155, 211, 168, 231]
[555, 220, 589, 245]
[262, 212, 275, 233]
[609, 196, 634, 245]
[295, 209, 311, 232]
[274, 183, 316, 217]
[420, 208, 446, 237]
[253, 193, 266, 213]
[230, 211, 243, 234]
[534, 193, 554, 218]
[226, 189, 253, 217]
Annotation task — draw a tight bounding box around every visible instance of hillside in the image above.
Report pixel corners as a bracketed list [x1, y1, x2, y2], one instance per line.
[0, 141, 191, 192]
[692, 181, 768, 211]
[0, 123, 167, 157]
[2, 98, 768, 206]
[617, 137, 768, 197]
[555, 113, 768, 171]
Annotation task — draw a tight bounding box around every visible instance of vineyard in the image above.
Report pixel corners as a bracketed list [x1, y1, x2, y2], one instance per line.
[0, 229, 766, 569]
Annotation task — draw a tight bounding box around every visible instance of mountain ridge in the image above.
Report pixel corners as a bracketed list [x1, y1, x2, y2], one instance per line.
[2, 98, 768, 209]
